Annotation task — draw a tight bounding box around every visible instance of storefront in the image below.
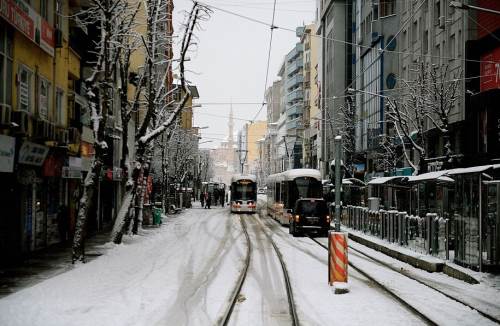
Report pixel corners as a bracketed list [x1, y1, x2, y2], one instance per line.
[0, 135, 20, 263]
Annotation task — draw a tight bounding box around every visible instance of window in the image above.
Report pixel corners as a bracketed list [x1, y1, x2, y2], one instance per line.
[38, 77, 51, 120]
[449, 34, 455, 60]
[402, 30, 407, 51]
[434, 1, 441, 26]
[412, 20, 418, 44]
[372, 2, 379, 21]
[41, 0, 49, 20]
[56, 88, 64, 126]
[423, 30, 429, 54]
[18, 65, 33, 113]
[380, 0, 395, 17]
[0, 25, 13, 106]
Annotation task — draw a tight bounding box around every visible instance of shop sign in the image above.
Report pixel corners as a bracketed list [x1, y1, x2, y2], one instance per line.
[62, 167, 82, 179]
[18, 141, 49, 166]
[480, 47, 500, 92]
[0, 135, 15, 173]
[0, 0, 55, 56]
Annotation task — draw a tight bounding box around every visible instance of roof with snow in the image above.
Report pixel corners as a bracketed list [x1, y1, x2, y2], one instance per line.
[230, 174, 257, 183]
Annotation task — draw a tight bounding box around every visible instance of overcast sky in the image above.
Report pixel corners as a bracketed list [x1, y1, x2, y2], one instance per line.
[173, 0, 316, 148]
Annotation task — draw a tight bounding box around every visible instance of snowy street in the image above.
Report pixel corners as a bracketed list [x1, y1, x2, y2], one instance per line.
[1, 200, 499, 325]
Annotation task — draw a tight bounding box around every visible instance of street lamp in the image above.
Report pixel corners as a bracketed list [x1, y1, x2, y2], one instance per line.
[449, 1, 500, 15]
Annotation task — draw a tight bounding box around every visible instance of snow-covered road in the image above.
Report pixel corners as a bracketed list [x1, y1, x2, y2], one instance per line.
[2, 197, 495, 326]
[229, 214, 291, 326]
[0, 206, 244, 326]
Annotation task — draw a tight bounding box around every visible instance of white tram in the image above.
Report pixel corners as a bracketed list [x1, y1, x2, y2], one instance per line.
[266, 169, 323, 225]
[230, 174, 257, 213]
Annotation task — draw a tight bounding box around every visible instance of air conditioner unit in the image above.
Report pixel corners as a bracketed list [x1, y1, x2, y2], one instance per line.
[0, 104, 12, 126]
[68, 127, 81, 144]
[58, 129, 69, 144]
[438, 16, 446, 29]
[12, 111, 29, 134]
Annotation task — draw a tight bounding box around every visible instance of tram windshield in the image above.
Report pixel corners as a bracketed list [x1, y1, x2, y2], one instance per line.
[293, 177, 322, 199]
[233, 180, 256, 201]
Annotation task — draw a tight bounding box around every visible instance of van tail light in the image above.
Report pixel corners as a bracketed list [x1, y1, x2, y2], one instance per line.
[295, 215, 300, 223]
[326, 215, 331, 223]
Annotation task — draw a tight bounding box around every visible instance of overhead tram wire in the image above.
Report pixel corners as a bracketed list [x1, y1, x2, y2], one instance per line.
[198, 1, 500, 66]
[251, 0, 278, 123]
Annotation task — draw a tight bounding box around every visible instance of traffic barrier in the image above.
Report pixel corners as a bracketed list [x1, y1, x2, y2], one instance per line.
[329, 231, 348, 285]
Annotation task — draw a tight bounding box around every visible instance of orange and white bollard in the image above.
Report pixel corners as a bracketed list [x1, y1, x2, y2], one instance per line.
[329, 231, 349, 293]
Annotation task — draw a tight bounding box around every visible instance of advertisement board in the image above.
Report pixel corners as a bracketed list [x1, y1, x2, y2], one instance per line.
[0, 135, 15, 173]
[480, 47, 500, 92]
[18, 141, 49, 166]
[0, 0, 55, 56]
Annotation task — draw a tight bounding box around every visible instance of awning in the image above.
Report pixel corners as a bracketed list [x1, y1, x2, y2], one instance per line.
[447, 164, 500, 175]
[367, 176, 404, 185]
[405, 170, 449, 182]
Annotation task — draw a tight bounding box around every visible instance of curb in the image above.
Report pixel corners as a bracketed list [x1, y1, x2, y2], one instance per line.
[347, 232, 479, 284]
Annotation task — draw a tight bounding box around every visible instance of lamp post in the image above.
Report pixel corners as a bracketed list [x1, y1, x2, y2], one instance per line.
[449, 1, 500, 15]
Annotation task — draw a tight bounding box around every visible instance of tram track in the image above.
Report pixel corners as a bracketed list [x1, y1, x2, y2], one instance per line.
[218, 214, 299, 326]
[309, 236, 500, 325]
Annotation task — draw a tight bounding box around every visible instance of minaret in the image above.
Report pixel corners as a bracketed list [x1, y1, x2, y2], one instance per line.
[227, 103, 236, 173]
[228, 104, 234, 147]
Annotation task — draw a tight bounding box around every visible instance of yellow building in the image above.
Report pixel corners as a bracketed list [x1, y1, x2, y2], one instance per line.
[246, 121, 267, 172]
[302, 23, 320, 168]
[0, 0, 83, 257]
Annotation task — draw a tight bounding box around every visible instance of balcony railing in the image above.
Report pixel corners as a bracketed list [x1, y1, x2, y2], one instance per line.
[286, 43, 304, 62]
[287, 89, 303, 103]
[286, 59, 303, 75]
[286, 103, 303, 117]
[285, 74, 303, 90]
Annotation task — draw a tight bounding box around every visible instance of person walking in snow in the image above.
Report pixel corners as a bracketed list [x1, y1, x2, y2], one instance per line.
[206, 192, 212, 209]
[200, 192, 205, 208]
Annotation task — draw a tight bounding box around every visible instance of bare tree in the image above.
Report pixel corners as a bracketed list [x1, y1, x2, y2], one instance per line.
[72, 0, 131, 263]
[386, 62, 462, 174]
[386, 63, 429, 174]
[110, 2, 211, 244]
[424, 64, 462, 169]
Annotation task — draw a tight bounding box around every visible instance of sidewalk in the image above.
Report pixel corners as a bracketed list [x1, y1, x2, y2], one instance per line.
[0, 232, 112, 299]
[343, 226, 500, 285]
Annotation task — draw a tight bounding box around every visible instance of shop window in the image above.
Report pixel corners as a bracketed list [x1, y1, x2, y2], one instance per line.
[18, 65, 33, 113]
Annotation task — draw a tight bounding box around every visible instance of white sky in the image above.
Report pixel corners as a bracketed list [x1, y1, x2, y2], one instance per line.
[173, 0, 316, 148]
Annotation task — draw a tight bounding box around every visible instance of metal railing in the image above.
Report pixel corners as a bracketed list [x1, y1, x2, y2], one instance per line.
[343, 206, 450, 260]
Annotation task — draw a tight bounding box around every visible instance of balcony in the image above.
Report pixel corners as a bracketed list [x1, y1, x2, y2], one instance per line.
[286, 117, 303, 130]
[285, 74, 303, 90]
[286, 59, 303, 75]
[286, 103, 303, 117]
[286, 43, 304, 62]
[287, 89, 303, 103]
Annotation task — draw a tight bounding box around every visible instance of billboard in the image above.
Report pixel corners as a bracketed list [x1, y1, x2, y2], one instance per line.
[0, 0, 55, 56]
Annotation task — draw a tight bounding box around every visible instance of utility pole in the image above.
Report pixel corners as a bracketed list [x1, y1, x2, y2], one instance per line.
[334, 135, 342, 232]
[283, 136, 293, 170]
[236, 149, 248, 174]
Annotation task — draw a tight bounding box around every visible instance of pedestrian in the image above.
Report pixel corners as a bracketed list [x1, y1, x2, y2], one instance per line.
[57, 205, 69, 244]
[200, 192, 205, 208]
[220, 190, 225, 207]
[206, 192, 212, 209]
